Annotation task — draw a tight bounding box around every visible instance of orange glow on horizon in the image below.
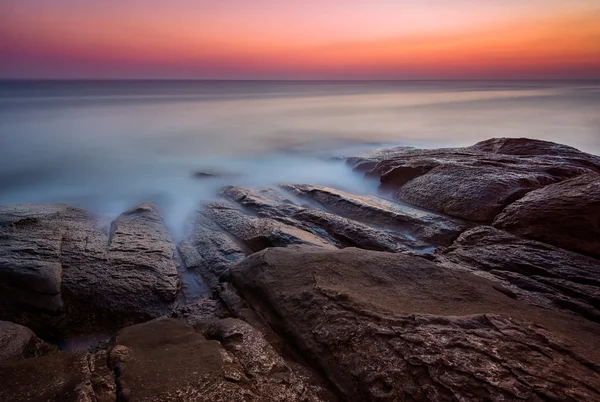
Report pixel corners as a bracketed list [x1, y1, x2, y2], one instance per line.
[2, 0, 599, 79]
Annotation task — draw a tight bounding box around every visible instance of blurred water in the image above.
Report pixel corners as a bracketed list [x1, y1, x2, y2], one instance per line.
[1, 80, 599, 235]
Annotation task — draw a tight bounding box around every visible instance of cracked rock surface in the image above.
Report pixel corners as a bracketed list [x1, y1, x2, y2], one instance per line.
[0, 203, 180, 337]
[109, 317, 335, 401]
[231, 246, 600, 401]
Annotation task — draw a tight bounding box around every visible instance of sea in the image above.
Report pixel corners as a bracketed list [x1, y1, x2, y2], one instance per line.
[1, 80, 599, 235]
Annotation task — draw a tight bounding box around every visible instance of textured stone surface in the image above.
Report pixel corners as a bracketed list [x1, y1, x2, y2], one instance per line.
[397, 164, 553, 222]
[110, 317, 335, 401]
[0, 320, 56, 362]
[222, 185, 416, 253]
[0, 203, 180, 337]
[437, 226, 600, 322]
[351, 137, 600, 223]
[232, 246, 600, 401]
[204, 318, 337, 402]
[203, 202, 335, 252]
[0, 349, 115, 402]
[494, 173, 600, 257]
[280, 184, 468, 247]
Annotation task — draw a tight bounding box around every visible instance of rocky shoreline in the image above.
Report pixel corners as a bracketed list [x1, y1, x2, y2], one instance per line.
[1, 137, 599, 401]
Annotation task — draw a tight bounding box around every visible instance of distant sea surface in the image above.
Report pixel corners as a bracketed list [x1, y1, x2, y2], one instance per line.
[1, 80, 599, 234]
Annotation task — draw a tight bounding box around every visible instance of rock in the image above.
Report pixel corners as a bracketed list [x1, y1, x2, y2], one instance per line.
[178, 206, 255, 291]
[62, 203, 180, 332]
[398, 165, 554, 223]
[0, 204, 69, 319]
[170, 298, 227, 327]
[437, 226, 600, 322]
[222, 185, 416, 253]
[468, 137, 598, 159]
[0, 203, 180, 337]
[0, 320, 56, 362]
[204, 318, 337, 401]
[352, 138, 600, 223]
[281, 184, 469, 247]
[193, 170, 238, 180]
[0, 349, 115, 402]
[109, 317, 335, 401]
[493, 173, 600, 258]
[231, 246, 600, 401]
[202, 202, 335, 252]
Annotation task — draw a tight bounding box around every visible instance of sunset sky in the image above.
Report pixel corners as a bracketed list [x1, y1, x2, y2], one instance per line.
[1, 0, 599, 79]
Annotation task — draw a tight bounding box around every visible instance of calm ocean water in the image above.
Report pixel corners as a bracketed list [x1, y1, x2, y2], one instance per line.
[1, 80, 599, 234]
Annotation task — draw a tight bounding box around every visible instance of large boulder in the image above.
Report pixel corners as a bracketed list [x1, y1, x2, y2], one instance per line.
[397, 165, 551, 223]
[109, 317, 335, 401]
[493, 173, 600, 258]
[231, 246, 600, 401]
[351, 138, 600, 223]
[0, 320, 56, 362]
[0, 203, 180, 338]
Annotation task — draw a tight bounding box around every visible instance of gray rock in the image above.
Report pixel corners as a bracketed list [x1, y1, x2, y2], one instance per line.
[231, 246, 600, 401]
[0, 203, 180, 337]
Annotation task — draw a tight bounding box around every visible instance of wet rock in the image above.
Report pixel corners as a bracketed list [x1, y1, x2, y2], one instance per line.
[0, 203, 180, 337]
[281, 184, 469, 247]
[178, 206, 256, 291]
[0, 320, 56, 362]
[352, 138, 600, 223]
[222, 186, 417, 253]
[62, 203, 180, 331]
[493, 173, 600, 258]
[109, 317, 335, 401]
[203, 202, 335, 252]
[437, 226, 600, 322]
[0, 349, 115, 402]
[231, 246, 600, 401]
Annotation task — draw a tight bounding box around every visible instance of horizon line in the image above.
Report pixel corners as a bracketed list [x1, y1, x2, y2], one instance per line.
[2, 78, 600, 82]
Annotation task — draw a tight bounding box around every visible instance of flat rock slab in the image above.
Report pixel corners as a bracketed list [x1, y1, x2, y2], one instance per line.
[0, 203, 179, 337]
[437, 226, 600, 322]
[494, 173, 600, 258]
[109, 317, 335, 401]
[232, 246, 600, 401]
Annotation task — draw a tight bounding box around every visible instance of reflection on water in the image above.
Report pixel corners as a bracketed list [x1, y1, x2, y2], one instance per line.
[1, 80, 599, 235]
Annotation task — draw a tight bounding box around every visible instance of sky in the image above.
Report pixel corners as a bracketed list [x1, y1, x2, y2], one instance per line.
[1, 0, 600, 79]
